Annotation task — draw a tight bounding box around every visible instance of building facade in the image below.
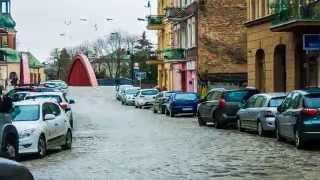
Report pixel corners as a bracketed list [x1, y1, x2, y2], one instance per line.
[149, 0, 248, 92]
[245, 0, 320, 92]
[0, 0, 45, 87]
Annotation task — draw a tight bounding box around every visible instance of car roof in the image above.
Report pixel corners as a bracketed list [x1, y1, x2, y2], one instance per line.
[255, 93, 287, 98]
[26, 92, 63, 96]
[140, 88, 158, 91]
[14, 99, 48, 106]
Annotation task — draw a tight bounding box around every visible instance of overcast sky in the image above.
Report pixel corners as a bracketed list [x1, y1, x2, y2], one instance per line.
[12, 0, 157, 61]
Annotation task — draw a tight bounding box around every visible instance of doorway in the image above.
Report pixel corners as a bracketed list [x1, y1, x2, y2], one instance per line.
[274, 45, 287, 92]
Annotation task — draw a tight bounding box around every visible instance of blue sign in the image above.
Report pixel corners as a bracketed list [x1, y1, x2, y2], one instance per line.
[135, 71, 146, 80]
[303, 34, 320, 51]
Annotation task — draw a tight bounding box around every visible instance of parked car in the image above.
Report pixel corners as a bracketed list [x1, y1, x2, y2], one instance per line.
[12, 100, 73, 158]
[0, 97, 19, 160]
[6, 86, 60, 99]
[42, 80, 68, 94]
[237, 93, 286, 136]
[0, 158, 34, 180]
[198, 88, 259, 128]
[165, 92, 199, 117]
[153, 91, 177, 114]
[275, 89, 320, 149]
[116, 85, 133, 101]
[24, 92, 75, 128]
[134, 89, 159, 109]
[122, 87, 140, 105]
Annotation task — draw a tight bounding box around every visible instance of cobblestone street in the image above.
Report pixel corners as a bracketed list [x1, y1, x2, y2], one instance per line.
[22, 87, 320, 180]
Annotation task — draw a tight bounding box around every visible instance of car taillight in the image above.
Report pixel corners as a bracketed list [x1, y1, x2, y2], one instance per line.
[302, 108, 318, 116]
[264, 111, 274, 117]
[60, 103, 69, 110]
[219, 99, 226, 109]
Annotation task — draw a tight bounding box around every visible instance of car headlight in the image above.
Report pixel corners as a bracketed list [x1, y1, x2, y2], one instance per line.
[19, 129, 36, 139]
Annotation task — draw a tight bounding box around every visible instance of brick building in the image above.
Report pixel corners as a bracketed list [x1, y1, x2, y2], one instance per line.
[197, 0, 248, 90]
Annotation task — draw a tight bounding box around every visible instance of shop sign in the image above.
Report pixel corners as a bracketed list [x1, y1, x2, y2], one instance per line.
[303, 34, 320, 51]
[186, 61, 196, 70]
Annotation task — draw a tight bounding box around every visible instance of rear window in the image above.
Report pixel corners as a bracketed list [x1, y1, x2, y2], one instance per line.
[141, 90, 158, 95]
[225, 91, 250, 102]
[126, 89, 139, 94]
[304, 94, 320, 108]
[269, 97, 285, 107]
[165, 92, 175, 97]
[175, 93, 198, 100]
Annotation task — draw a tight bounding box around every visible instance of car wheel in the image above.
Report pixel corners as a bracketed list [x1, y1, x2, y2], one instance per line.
[38, 135, 47, 158]
[170, 109, 175, 117]
[62, 130, 72, 150]
[257, 121, 265, 137]
[161, 107, 165, 114]
[237, 119, 244, 132]
[153, 107, 158, 114]
[4, 138, 18, 160]
[214, 112, 222, 129]
[198, 113, 206, 126]
[276, 123, 284, 142]
[295, 129, 304, 149]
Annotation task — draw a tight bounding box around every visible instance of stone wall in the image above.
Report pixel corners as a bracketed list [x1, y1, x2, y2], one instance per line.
[198, 0, 247, 75]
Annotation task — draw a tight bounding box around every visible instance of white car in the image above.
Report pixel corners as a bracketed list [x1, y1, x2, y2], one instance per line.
[42, 80, 69, 94]
[116, 85, 133, 101]
[134, 89, 159, 109]
[24, 92, 75, 128]
[122, 87, 140, 105]
[12, 100, 72, 158]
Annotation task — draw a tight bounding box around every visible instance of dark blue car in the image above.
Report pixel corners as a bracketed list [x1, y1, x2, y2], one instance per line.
[276, 89, 320, 149]
[165, 92, 199, 117]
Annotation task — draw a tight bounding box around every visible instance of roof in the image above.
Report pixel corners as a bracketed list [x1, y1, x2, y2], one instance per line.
[0, 48, 43, 68]
[255, 93, 287, 98]
[0, 14, 16, 30]
[14, 99, 46, 106]
[26, 92, 64, 96]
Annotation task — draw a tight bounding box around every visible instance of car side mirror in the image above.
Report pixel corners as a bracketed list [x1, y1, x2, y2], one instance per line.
[277, 106, 283, 113]
[69, 99, 75, 104]
[240, 103, 247, 109]
[200, 98, 206, 103]
[44, 114, 56, 121]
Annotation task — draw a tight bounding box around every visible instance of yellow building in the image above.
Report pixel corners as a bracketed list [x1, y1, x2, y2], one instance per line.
[147, 0, 173, 90]
[245, 0, 320, 92]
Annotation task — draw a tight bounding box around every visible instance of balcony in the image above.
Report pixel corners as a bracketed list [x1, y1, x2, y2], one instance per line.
[146, 15, 165, 30]
[271, 0, 320, 32]
[146, 51, 164, 65]
[163, 48, 185, 62]
[165, 7, 187, 22]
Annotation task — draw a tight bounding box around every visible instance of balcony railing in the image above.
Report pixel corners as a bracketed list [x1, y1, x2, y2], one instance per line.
[165, 7, 187, 21]
[146, 15, 165, 30]
[163, 48, 185, 61]
[271, 0, 320, 31]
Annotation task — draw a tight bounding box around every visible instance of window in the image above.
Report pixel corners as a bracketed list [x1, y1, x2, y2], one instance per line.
[141, 90, 158, 95]
[12, 105, 40, 121]
[304, 94, 320, 108]
[269, 97, 285, 107]
[175, 93, 198, 100]
[26, 95, 63, 103]
[289, 93, 302, 109]
[225, 91, 250, 102]
[1, 2, 7, 14]
[254, 96, 267, 107]
[48, 103, 61, 116]
[247, 96, 257, 108]
[279, 93, 293, 111]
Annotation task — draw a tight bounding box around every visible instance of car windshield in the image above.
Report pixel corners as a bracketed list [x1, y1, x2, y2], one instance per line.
[12, 105, 40, 121]
[225, 91, 250, 102]
[141, 90, 158, 95]
[304, 94, 320, 108]
[126, 89, 139, 94]
[12, 93, 28, 102]
[175, 93, 198, 100]
[26, 95, 62, 103]
[269, 97, 285, 107]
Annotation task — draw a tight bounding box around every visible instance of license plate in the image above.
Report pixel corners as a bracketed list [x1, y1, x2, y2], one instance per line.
[183, 108, 193, 111]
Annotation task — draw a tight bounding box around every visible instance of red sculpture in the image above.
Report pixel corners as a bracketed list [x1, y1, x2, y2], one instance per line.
[20, 53, 30, 85]
[68, 54, 98, 86]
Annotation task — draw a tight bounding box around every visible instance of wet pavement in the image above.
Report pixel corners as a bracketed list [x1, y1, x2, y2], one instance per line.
[23, 87, 320, 180]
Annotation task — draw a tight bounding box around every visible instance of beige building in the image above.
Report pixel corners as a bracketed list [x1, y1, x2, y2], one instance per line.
[245, 0, 320, 92]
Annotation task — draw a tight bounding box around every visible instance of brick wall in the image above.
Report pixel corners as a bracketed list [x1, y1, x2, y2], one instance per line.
[198, 0, 247, 75]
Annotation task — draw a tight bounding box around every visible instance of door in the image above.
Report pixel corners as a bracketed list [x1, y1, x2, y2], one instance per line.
[42, 103, 56, 141]
[284, 93, 302, 139]
[48, 103, 67, 137]
[239, 95, 257, 128]
[277, 93, 293, 138]
[201, 91, 222, 120]
[248, 96, 267, 130]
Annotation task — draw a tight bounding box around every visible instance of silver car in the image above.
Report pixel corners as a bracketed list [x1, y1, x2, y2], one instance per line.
[122, 87, 140, 105]
[237, 93, 286, 136]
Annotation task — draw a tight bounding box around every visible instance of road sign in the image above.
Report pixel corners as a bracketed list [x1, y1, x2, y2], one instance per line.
[135, 72, 146, 80]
